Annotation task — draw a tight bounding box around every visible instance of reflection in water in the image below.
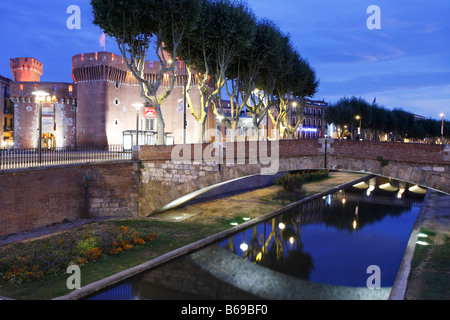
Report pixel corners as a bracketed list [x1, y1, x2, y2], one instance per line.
[218, 176, 425, 287]
[89, 176, 425, 299]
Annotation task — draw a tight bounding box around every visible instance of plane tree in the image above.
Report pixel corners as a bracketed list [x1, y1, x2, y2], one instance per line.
[242, 19, 285, 141]
[90, 0, 201, 145]
[268, 38, 318, 140]
[280, 57, 318, 139]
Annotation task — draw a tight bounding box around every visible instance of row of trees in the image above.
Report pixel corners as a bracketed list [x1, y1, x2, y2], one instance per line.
[324, 97, 449, 142]
[90, 0, 318, 144]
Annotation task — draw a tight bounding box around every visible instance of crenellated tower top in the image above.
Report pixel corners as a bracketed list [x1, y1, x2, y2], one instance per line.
[10, 57, 43, 82]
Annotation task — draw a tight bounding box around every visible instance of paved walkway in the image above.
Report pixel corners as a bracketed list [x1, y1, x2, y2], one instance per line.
[394, 190, 450, 300]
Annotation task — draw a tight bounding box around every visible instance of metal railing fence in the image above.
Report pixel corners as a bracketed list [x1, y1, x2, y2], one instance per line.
[0, 145, 132, 171]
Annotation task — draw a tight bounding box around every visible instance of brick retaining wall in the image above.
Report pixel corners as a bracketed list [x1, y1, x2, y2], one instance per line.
[0, 162, 138, 237]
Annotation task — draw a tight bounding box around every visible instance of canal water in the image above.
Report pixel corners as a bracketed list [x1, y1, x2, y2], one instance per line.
[88, 176, 426, 300]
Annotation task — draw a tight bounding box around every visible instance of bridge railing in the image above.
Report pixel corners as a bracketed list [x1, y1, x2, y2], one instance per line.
[0, 145, 132, 171]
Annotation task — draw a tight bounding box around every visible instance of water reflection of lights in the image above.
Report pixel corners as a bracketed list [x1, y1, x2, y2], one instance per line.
[353, 205, 359, 230]
[240, 242, 249, 252]
[366, 185, 375, 196]
[397, 187, 405, 199]
[278, 223, 286, 230]
[289, 237, 295, 245]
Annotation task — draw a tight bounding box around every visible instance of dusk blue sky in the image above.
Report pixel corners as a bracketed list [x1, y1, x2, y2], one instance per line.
[0, 0, 448, 119]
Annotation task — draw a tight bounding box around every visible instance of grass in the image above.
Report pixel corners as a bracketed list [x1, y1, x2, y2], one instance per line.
[0, 217, 251, 300]
[407, 227, 450, 300]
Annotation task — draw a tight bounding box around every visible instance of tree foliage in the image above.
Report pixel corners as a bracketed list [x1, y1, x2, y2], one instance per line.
[90, 0, 201, 144]
[325, 96, 449, 140]
[91, 0, 319, 143]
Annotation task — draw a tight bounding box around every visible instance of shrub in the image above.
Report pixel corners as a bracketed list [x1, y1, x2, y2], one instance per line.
[0, 224, 158, 284]
[272, 170, 329, 204]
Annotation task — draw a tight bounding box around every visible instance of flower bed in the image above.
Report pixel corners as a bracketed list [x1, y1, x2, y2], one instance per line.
[0, 224, 157, 284]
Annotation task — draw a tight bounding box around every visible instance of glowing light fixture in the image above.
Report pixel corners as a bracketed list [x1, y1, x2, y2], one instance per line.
[278, 223, 285, 230]
[301, 128, 318, 132]
[353, 181, 369, 189]
[409, 185, 427, 195]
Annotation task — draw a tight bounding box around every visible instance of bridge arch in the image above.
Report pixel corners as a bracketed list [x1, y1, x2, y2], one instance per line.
[136, 139, 449, 216]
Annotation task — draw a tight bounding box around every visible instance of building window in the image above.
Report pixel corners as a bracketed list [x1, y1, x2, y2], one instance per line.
[114, 99, 120, 106]
[145, 119, 155, 131]
[34, 84, 38, 90]
[68, 85, 73, 92]
[115, 81, 120, 89]
[114, 119, 120, 126]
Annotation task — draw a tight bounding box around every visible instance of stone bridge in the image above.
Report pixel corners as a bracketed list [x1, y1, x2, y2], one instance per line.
[136, 139, 449, 216]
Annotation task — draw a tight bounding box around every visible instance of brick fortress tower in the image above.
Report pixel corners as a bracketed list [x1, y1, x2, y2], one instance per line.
[10, 57, 43, 82]
[72, 51, 210, 147]
[9, 58, 77, 149]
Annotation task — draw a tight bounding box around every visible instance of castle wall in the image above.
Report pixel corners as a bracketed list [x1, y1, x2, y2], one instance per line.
[10, 82, 77, 148]
[72, 51, 212, 147]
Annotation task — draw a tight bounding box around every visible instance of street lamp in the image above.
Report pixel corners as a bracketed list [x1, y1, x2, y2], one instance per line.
[440, 113, 444, 142]
[355, 115, 362, 140]
[132, 103, 143, 146]
[32, 90, 49, 163]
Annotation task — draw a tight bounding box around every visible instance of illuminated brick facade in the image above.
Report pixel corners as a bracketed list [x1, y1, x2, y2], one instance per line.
[8, 52, 214, 149]
[72, 51, 213, 147]
[10, 57, 43, 82]
[7, 51, 323, 149]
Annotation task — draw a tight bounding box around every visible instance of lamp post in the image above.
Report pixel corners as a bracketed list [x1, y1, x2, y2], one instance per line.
[355, 115, 362, 140]
[32, 90, 49, 163]
[132, 103, 143, 146]
[440, 113, 444, 142]
[183, 60, 187, 144]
